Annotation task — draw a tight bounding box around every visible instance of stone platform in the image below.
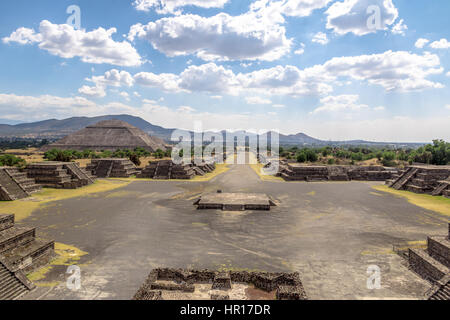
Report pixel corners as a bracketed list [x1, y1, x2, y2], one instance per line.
[26, 162, 95, 189]
[194, 193, 276, 211]
[133, 268, 307, 300]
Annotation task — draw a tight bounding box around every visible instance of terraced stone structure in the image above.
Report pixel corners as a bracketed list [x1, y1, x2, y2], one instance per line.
[0, 214, 54, 300]
[26, 162, 95, 189]
[406, 223, 450, 300]
[137, 160, 216, 180]
[280, 164, 397, 182]
[42, 120, 166, 152]
[0, 167, 41, 201]
[387, 165, 450, 197]
[133, 268, 307, 300]
[86, 158, 138, 178]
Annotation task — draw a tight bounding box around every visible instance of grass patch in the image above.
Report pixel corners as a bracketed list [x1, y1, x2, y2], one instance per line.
[0, 179, 132, 221]
[250, 163, 284, 182]
[373, 185, 450, 217]
[27, 242, 88, 284]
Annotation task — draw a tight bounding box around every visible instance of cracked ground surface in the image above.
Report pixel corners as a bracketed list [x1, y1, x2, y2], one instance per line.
[19, 164, 449, 300]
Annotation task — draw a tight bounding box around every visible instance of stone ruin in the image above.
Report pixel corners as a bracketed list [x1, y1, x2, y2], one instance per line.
[194, 193, 276, 211]
[133, 268, 307, 300]
[403, 223, 450, 300]
[86, 158, 138, 178]
[0, 214, 55, 300]
[137, 160, 216, 180]
[387, 165, 450, 198]
[42, 119, 167, 152]
[0, 167, 41, 201]
[26, 162, 95, 189]
[278, 162, 398, 182]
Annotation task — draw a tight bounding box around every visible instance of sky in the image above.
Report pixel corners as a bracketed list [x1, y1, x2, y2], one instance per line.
[0, 0, 449, 142]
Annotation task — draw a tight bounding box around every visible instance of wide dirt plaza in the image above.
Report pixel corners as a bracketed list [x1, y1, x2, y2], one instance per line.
[14, 161, 448, 300]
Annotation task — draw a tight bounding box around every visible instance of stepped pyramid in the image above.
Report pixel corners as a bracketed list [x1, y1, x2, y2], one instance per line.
[403, 223, 450, 300]
[42, 120, 166, 152]
[26, 162, 95, 189]
[86, 158, 138, 178]
[0, 167, 41, 201]
[387, 165, 450, 197]
[0, 214, 54, 300]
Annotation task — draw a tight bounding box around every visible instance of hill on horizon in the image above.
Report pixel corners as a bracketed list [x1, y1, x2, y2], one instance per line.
[0, 115, 425, 148]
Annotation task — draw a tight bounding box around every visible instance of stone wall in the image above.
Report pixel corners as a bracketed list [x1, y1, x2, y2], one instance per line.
[133, 268, 307, 300]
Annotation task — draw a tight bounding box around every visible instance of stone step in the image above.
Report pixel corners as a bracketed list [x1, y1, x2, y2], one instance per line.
[0, 214, 14, 232]
[409, 248, 450, 283]
[0, 262, 28, 300]
[1, 238, 55, 273]
[428, 236, 450, 268]
[0, 227, 36, 254]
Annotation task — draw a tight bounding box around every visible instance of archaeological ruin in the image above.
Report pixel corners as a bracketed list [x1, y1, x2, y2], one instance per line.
[133, 268, 307, 300]
[137, 160, 216, 180]
[194, 193, 276, 211]
[277, 162, 398, 182]
[387, 165, 450, 197]
[86, 158, 138, 178]
[42, 120, 167, 152]
[403, 223, 450, 300]
[26, 162, 95, 189]
[0, 214, 54, 300]
[0, 167, 41, 201]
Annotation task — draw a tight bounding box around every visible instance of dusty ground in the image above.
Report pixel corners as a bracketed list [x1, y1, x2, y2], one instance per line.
[13, 163, 449, 300]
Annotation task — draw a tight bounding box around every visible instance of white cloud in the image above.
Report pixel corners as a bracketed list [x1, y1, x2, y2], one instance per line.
[2, 27, 42, 44]
[128, 11, 291, 62]
[177, 105, 196, 113]
[312, 32, 329, 45]
[310, 94, 369, 114]
[294, 43, 305, 55]
[133, 0, 229, 14]
[78, 85, 106, 98]
[446, 71, 450, 77]
[272, 104, 285, 108]
[326, 0, 398, 36]
[210, 95, 223, 99]
[119, 92, 130, 101]
[134, 71, 182, 92]
[133, 91, 141, 97]
[373, 106, 385, 111]
[415, 38, 429, 49]
[178, 63, 239, 93]
[246, 96, 272, 105]
[430, 38, 450, 49]
[88, 69, 135, 88]
[3, 20, 142, 66]
[392, 19, 407, 36]
[250, 0, 332, 19]
[322, 50, 444, 91]
[446, 105, 450, 110]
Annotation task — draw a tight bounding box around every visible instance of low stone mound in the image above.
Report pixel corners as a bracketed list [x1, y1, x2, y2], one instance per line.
[133, 268, 307, 300]
[0, 167, 41, 201]
[26, 162, 95, 189]
[0, 213, 55, 300]
[279, 164, 398, 182]
[388, 165, 450, 197]
[86, 158, 138, 178]
[137, 160, 216, 180]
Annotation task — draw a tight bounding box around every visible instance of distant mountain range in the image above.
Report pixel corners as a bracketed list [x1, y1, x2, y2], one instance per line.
[0, 115, 425, 148]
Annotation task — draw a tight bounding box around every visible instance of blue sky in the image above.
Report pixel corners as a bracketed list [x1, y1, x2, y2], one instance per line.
[0, 0, 449, 142]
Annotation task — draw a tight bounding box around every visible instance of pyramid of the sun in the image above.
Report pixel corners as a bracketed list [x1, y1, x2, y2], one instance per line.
[43, 120, 166, 152]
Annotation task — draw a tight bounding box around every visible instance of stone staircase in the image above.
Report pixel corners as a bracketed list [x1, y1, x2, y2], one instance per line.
[0, 167, 41, 201]
[432, 178, 450, 197]
[390, 167, 419, 190]
[0, 214, 54, 275]
[26, 162, 94, 189]
[137, 160, 213, 180]
[0, 260, 30, 300]
[427, 274, 450, 300]
[407, 224, 449, 293]
[87, 159, 138, 178]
